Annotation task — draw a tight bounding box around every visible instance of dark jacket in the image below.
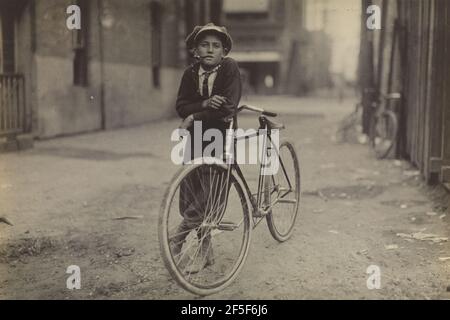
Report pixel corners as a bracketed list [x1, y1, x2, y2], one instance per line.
[175, 57, 242, 130]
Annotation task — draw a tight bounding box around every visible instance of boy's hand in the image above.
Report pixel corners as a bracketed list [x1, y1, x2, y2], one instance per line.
[179, 114, 194, 130]
[202, 95, 228, 110]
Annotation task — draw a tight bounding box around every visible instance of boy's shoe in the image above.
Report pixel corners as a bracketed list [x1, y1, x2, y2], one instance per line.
[169, 219, 194, 259]
[169, 239, 183, 259]
[184, 242, 215, 274]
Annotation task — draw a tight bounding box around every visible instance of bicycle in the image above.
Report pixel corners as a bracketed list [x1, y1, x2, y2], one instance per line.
[159, 105, 301, 296]
[336, 100, 364, 143]
[369, 92, 401, 159]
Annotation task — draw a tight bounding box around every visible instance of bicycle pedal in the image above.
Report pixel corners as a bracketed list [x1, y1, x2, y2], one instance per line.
[218, 221, 238, 231]
[253, 210, 269, 218]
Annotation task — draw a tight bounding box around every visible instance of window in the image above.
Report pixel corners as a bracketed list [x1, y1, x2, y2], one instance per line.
[223, 0, 269, 13]
[73, 48, 87, 86]
[0, 12, 16, 73]
[72, 0, 88, 86]
[151, 1, 162, 88]
[223, 0, 269, 19]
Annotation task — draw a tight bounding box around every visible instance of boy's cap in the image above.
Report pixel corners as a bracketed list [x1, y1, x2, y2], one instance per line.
[186, 23, 233, 53]
[185, 25, 203, 49]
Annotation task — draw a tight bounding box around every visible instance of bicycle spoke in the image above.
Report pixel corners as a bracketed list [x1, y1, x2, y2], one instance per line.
[161, 163, 250, 293]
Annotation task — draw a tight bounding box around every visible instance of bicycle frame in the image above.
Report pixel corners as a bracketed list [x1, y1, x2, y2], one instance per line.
[220, 117, 294, 229]
[160, 106, 300, 296]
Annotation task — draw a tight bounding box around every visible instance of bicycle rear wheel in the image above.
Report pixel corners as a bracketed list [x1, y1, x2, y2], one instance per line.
[370, 110, 398, 159]
[265, 139, 301, 242]
[159, 163, 251, 296]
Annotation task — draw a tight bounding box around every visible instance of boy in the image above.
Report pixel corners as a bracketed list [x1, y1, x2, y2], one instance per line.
[171, 23, 242, 273]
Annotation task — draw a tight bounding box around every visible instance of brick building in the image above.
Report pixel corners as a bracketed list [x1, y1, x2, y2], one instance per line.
[0, 0, 190, 142]
[221, 0, 332, 95]
[0, 0, 334, 145]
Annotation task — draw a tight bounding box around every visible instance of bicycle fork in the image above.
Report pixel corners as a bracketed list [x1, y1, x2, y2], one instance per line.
[205, 120, 237, 232]
[255, 124, 272, 218]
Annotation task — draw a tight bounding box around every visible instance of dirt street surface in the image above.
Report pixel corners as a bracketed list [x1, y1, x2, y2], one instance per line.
[0, 96, 449, 299]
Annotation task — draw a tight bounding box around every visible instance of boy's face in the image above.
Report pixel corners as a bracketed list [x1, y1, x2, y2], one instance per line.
[195, 34, 225, 69]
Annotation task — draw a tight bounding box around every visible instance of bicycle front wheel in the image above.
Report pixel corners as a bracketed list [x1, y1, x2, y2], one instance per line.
[265, 139, 301, 242]
[159, 163, 251, 296]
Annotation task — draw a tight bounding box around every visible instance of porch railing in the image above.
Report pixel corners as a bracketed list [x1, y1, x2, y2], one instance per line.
[0, 74, 26, 137]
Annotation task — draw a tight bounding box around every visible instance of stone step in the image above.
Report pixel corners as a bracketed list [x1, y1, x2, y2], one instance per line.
[0, 134, 34, 153]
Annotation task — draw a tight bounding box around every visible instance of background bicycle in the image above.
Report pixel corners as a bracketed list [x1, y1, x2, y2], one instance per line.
[368, 92, 401, 159]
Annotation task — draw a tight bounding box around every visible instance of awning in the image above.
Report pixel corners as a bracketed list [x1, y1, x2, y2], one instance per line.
[229, 51, 281, 63]
[223, 0, 269, 13]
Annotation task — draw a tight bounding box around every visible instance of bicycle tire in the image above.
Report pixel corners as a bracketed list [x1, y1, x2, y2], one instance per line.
[370, 110, 398, 159]
[159, 162, 251, 296]
[265, 139, 301, 242]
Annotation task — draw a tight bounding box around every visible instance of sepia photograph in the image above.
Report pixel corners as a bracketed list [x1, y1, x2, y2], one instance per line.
[0, 0, 449, 303]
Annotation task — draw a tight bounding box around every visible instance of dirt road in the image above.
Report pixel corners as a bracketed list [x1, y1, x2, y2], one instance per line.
[0, 96, 449, 299]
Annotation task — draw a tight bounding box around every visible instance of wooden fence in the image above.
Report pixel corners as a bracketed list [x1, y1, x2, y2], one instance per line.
[360, 0, 450, 186]
[0, 74, 27, 138]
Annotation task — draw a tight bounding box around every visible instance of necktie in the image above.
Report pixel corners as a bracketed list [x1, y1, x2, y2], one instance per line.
[201, 71, 213, 98]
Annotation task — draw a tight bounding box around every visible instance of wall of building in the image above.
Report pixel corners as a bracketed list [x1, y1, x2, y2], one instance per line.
[18, 0, 183, 139]
[360, 0, 450, 186]
[96, 0, 181, 129]
[32, 0, 101, 138]
[279, 0, 308, 95]
[396, 0, 450, 185]
[222, 0, 309, 95]
[15, 2, 35, 134]
[222, 0, 338, 96]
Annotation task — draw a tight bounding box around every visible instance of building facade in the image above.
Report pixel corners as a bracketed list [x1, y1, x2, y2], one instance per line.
[0, 0, 191, 141]
[1, 0, 335, 144]
[221, 0, 332, 95]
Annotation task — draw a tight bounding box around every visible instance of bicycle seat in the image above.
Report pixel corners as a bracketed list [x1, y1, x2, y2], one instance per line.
[263, 117, 285, 130]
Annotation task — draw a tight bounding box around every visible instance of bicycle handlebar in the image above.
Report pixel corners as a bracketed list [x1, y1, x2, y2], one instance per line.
[237, 105, 278, 117]
[372, 93, 402, 106]
[382, 92, 402, 100]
